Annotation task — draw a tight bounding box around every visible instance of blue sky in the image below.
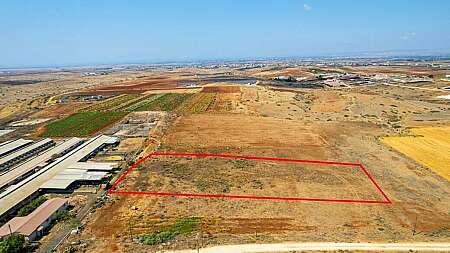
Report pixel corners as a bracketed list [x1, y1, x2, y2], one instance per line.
[1, 0, 449, 67]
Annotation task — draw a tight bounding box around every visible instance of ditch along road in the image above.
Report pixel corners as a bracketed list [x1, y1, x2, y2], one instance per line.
[168, 242, 450, 252]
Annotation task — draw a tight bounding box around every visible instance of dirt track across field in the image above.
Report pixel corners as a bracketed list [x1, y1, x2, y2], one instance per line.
[168, 242, 450, 253]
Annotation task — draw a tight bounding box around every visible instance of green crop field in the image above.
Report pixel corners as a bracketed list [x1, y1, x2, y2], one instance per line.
[134, 93, 193, 111]
[308, 69, 342, 75]
[84, 94, 141, 112]
[42, 93, 198, 137]
[43, 111, 128, 137]
[125, 94, 164, 111]
[176, 93, 216, 113]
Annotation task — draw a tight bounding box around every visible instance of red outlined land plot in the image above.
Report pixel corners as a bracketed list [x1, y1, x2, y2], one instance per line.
[108, 152, 392, 204]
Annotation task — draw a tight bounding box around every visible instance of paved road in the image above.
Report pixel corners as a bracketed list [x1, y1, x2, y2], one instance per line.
[167, 242, 450, 253]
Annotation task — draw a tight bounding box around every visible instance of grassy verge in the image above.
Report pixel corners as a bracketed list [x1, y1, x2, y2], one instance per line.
[140, 217, 200, 245]
[43, 111, 127, 137]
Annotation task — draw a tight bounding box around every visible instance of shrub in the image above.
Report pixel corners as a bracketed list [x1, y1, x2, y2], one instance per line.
[0, 234, 26, 253]
[18, 196, 47, 216]
[140, 217, 200, 245]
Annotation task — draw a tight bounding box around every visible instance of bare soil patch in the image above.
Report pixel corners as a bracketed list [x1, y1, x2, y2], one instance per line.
[119, 155, 384, 201]
[201, 84, 241, 93]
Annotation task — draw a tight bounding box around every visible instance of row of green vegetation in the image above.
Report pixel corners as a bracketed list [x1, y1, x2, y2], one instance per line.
[124, 94, 165, 111]
[308, 69, 342, 74]
[43, 93, 204, 137]
[53, 209, 80, 231]
[114, 94, 153, 111]
[176, 93, 216, 113]
[139, 217, 200, 245]
[0, 234, 26, 253]
[83, 94, 141, 111]
[135, 93, 193, 111]
[17, 196, 47, 216]
[43, 111, 127, 137]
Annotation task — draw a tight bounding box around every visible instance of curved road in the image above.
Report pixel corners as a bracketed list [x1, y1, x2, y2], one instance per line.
[167, 242, 450, 253]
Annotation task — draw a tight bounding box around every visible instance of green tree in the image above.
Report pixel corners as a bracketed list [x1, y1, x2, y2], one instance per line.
[0, 234, 26, 253]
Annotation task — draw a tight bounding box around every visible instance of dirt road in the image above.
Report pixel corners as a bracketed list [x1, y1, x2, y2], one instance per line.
[167, 242, 450, 252]
[383, 82, 444, 92]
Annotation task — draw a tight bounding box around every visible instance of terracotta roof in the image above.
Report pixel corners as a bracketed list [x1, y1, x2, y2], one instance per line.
[0, 198, 67, 237]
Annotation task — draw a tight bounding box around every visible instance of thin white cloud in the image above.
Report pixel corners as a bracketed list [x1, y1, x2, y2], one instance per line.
[401, 32, 416, 40]
[303, 4, 312, 11]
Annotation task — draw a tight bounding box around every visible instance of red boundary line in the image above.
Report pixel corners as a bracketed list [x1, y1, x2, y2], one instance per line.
[108, 152, 392, 204]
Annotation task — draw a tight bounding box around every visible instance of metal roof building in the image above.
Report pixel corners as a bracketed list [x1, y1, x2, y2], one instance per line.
[0, 139, 33, 158]
[0, 198, 68, 241]
[0, 129, 14, 137]
[0, 138, 55, 172]
[41, 161, 118, 190]
[41, 169, 109, 190]
[0, 138, 82, 190]
[0, 135, 119, 218]
[68, 161, 118, 171]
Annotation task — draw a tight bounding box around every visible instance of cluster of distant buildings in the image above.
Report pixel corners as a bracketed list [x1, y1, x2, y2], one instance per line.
[273, 71, 436, 88]
[441, 74, 450, 82]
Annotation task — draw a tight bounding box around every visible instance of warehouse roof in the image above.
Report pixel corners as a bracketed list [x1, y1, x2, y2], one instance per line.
[0, 135, 117, 217]
[0, 139, 33, 158]
[0, 198, 67, 238]
[0, 138, 82, 189]
[41, 169, 108, 189]
[0, 130, 14, 137]
[68, 161, 118, 171]
[0, 138, 54, 167]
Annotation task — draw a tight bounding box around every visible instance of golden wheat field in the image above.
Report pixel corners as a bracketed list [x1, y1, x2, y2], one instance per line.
[381, 127, 450, 181]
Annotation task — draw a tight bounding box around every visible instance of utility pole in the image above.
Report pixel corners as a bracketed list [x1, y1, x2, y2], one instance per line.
[129, 219, 132, 239]
[129, 214, 134, 240]
[196, 232, 200, 253]
[412, 215, 418, 236]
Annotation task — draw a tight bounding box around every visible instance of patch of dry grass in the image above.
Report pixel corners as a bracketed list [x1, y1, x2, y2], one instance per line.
[381, 127, 450, 181]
